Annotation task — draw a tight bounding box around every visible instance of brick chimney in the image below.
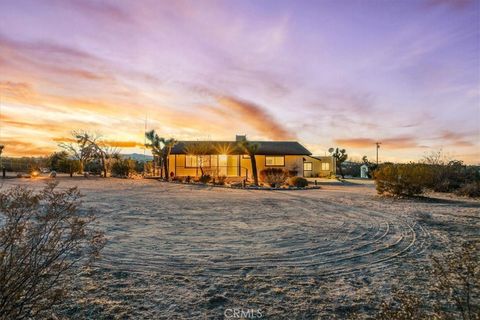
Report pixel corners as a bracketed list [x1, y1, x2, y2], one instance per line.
[235, 135, 246, 142]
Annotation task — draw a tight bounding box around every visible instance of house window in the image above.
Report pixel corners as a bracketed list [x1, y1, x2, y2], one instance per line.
[265, 156, 285, 166]
[185, 155, 197, 168]
[321, 163, 330, 171]
[185, 155, 211, 167]
[242, 155, 250, 159]
[303, 162, 312, 171]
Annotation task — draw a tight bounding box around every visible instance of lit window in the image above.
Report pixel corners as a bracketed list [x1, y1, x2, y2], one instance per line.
[185, 155, 197, 167]
[265, 156, 285, 166]
[242, 155, 250, 159]
[321, 163, 330, 171]
[185, 155, 211, 167]
[198, 155, 211, 167]
[303, 162, 312, 171]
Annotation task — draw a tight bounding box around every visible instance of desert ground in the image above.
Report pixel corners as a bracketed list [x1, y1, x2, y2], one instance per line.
[1, 177, 479, 319]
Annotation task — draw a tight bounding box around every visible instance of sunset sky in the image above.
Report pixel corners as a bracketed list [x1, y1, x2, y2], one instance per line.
[0, 0, 479, 163]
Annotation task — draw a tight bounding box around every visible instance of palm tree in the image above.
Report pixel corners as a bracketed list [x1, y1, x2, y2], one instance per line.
[238, 139, 259, 186]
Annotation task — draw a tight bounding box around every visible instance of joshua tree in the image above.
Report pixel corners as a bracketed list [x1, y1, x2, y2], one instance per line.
[238, 139, 260, 186]
[161, 138, 177, 181]
[332, 147, 348, 178]
[0, 145, 4, 169]
[145, 130, 177, 179]
[145, 130, 163, 177]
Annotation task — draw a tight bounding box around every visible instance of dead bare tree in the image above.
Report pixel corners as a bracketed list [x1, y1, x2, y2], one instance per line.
[58, 131, 95, 174]
[60, 131, 119, 178]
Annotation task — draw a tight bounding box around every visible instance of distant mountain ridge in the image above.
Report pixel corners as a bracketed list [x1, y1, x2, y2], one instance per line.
[120, 153, 153, 161]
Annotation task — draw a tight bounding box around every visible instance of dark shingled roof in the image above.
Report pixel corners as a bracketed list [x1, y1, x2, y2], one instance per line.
[170, 141, 312, 155]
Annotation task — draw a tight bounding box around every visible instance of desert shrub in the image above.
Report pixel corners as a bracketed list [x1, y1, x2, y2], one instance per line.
[1, 157, 47, 173]
[342, 161, 362, 177]
[455, 182, 480, 198]
[133, 160, 145, 174]
[426, 161, 470, 192]
[289, 176, 308, 188]
[374, 241, 479, 320]
[216, 175, 227, 185]
[422, 152, 480, 193]
[374, 163, 433, 196]
[288, 169, 298, 177]
[260, 168, 288, 187]
[0, 182, 104, 319]
[172, 176, 184, 183]
[84, 160, 102, 175]
[47, 151, 69, 171]
[58, 158, 81, 174]
[198, 174, 211, 184]
[111, 159, 135, 177]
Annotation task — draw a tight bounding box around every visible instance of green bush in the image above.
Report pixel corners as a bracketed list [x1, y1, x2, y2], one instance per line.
[374, 163, 433, 196]
[288, 176, 308, 188]
[111, 159, 135, 177]
[260, 168, 288, 187]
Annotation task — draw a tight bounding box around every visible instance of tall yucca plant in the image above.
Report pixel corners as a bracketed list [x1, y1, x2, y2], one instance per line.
[160, 137, 177, 181]
[145, 130, 163, 177]
[238, 139, 259, 186]
[145, 130, 177, 180]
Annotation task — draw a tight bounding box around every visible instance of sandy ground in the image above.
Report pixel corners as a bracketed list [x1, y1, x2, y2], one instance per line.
[1, 176, 479, 319]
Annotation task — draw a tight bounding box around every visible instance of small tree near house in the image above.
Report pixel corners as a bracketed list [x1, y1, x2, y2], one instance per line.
[184, 142, 212, 180]
[332, 147, 348, 178]
[238, 138, 260, 186]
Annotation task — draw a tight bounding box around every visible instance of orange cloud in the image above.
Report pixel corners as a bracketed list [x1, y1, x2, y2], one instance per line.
[0, 140, 55, 157]
[53, 137, 142, 148]
[216, 96, 295, 140]
[439, 130, 475, 147]
[334, 137, 419, 149]
[0, 81, 39, 104]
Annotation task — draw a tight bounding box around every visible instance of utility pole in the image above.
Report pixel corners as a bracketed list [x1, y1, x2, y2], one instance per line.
[376, 142, 381, 165]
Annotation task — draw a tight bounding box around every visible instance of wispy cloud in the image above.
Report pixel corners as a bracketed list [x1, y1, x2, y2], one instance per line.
[213, 96, 295, 140]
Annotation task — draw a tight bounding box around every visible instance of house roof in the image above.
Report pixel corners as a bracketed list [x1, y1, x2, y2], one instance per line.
[170, 141, 312, 155]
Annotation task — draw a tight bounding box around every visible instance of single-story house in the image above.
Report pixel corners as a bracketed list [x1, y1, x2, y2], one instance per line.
[167, 136, 335, 180]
